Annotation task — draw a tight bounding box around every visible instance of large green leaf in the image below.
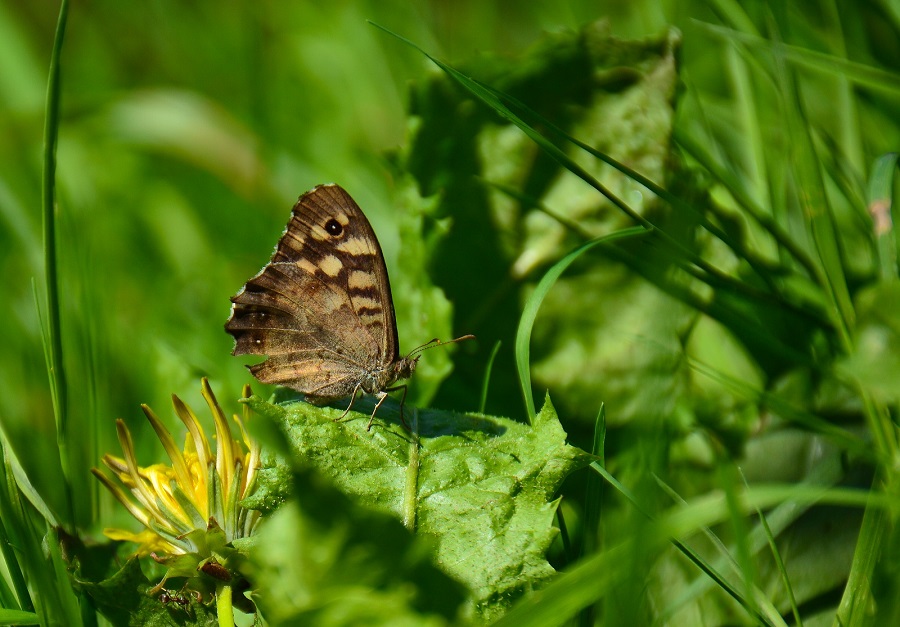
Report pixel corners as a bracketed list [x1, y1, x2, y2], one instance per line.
[248, 466, 466, 626]
[247, 394, 591, 621]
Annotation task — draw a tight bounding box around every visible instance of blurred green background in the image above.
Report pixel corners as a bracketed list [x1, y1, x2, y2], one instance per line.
[4, 4, 900, 622]
[1, 0, 691, 525]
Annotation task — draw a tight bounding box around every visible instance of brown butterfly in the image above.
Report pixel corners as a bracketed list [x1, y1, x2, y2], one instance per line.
[225, 184, 471, 429]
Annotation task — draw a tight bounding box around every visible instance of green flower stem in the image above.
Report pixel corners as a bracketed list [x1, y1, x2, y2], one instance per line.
[216, 582, 233, 627]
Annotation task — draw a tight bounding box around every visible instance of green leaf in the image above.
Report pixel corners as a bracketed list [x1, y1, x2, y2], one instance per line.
[248, 393, 592, 621]
[249, 465, 466, 626]
[388, 175, 458, 407]
[76, 557, 217, 627]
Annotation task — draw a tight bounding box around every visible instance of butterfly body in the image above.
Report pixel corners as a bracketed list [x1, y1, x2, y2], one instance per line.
[225, 184, 416, 423]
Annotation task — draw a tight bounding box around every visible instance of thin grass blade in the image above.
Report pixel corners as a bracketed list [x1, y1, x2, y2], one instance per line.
[478, 340, 501, 414]
[514, 227, 646, 421]
[867, 153, 899, 282]
[40, 0, 75, 530]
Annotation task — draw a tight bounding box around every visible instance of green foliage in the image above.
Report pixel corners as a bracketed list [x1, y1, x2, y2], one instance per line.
[76, 557, 215, 627]
[0, 443, 80, 625]
[247, 393, 591, 622]
[4, 1, 900, 625]
[383, 4, 900, 624]
[385, 175, 458, 407]
[249, 466, 464, 626]
[843, 282, 900, 403]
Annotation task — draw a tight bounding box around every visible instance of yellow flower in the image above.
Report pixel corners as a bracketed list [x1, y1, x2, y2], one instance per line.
[92, 378, 261, 609]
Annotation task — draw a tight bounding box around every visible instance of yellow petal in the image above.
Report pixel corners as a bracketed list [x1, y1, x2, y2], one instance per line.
[201, 378, 234, 496]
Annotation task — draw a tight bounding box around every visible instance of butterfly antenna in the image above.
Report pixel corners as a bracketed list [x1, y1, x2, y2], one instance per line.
[407, 334, 475, 360]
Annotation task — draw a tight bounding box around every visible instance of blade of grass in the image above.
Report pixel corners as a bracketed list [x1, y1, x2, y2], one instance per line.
[742, 470, 803, 627]
[703, 0, 759, 34]
[669, 538, 781, 627]
[719, 461, 760, 622]
[766, 12, 854, 347]
[0, 609, 42, 624]
[478, 340, 501, 414]
[42, 525, 82, 626]
[497, 473, 861, 626]
[657, 449, 845, 620]
[577, 405, 604, 627]
[0, 441, 30, 611]
[687, 357, 873, 461]
[513, 227, 647, 421]
[674, 129, 823, 288]
[375, 21, 835, 349]
[597, 241, 816, 368]
[40, 0, 74, 529]
[3, 436, 60, 527]
[821, 0, 865, 171]
[0, 519, 19, 609]
[0, 440, 81, 624]
[725, 39, 771, 226]
[453, 58, 833, 329]
[598, 461, 882, 625]
[555, 505, 574, 567]
[695, 21, 900, 96]
[867, 153, 899, 282]
[371, 22, 780, 304]
[490, 540, 632, 627]
[654, 475, 741, 579]
[581, 405, 605, 557]
[487, 167, 828, 367]
[836, 477, 885, 626]
[593, 462, 777, 626]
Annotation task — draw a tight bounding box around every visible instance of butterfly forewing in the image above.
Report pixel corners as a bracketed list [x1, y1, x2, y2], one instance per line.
[225, 184, 401, 402]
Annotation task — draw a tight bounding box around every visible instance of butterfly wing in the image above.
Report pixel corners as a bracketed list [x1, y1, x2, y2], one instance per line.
[225, 184, 400, 399]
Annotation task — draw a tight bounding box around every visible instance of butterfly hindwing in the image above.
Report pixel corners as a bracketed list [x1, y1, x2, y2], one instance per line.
[225, 184, 401, 401]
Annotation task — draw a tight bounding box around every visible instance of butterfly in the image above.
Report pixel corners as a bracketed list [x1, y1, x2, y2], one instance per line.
[225, 184, 471, 429]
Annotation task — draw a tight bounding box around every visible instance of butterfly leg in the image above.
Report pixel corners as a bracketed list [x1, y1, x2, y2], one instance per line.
[336, 382, 363, 422]
[367, 391, 389, 431]
[380, 384, 410, 431]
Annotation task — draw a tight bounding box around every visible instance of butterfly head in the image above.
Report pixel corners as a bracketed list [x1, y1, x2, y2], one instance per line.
[396, 355, 418, 381]
[379, 335, 474, 394]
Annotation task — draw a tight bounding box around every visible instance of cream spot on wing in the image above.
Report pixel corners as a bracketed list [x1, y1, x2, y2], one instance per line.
[297, 258, 318, 274]
[319, 254, 343, 277]
[285, 229, 305, 245]
[352, 295, 381, 311]
[321, 291, 344, 313]
[348, 270, 376, 290]
[310, 225, 329, 241]
[335, 237, 374, 256]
